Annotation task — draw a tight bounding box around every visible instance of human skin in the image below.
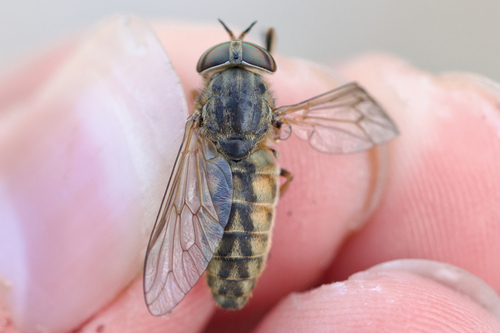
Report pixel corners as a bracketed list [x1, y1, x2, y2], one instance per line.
[1, 17, 500, 333]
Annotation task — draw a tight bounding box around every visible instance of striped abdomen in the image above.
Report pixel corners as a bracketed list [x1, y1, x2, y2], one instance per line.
[206, 149, 279, 309]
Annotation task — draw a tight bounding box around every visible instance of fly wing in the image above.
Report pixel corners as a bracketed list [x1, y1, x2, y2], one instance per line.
[143, 118, 233, 316]
[274, 82, 399, 154]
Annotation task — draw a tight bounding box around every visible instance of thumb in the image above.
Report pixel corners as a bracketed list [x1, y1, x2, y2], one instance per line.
[0, 16, 186, 333]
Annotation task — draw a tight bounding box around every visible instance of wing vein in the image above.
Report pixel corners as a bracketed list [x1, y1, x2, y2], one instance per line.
[273, 82, 399, 154]
[143, 118, 233, 315]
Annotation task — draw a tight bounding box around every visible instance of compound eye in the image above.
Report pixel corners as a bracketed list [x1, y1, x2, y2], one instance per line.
[242, 42, 277, 73]
[196, 42, 231, 73]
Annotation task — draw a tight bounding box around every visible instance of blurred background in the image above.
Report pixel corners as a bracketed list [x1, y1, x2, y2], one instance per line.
[1, 0, 499, 81]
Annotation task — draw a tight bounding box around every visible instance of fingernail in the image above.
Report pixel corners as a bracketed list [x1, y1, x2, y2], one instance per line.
[363, 259, 500, 320]
[438, 72, 500, 130]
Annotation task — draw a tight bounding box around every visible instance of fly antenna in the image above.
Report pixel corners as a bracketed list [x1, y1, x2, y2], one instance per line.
[218, 19, 235, 40]
[238, 21, 257, 40]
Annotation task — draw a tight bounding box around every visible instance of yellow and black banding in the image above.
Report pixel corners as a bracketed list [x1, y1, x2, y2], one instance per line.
[206, 149, 279, 309]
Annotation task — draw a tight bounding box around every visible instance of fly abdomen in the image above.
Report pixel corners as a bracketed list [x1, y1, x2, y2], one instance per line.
[206, 149, 279, 309]
[206, 228, 269, 309]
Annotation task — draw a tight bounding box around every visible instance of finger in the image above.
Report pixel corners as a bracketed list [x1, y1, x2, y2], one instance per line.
[153, 23, 397, 331]
[326, 55, 500, 292]
[76, 278, 214, 333]
[0, 16, 193, 332]
[254, 262, 500, 333]
[0, 38, 78, 109]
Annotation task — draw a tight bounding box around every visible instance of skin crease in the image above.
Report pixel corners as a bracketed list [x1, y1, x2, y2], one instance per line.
[1, 21, 500, 332]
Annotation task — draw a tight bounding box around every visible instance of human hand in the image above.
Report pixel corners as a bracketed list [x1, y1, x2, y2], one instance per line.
[1, 17, 500, 333]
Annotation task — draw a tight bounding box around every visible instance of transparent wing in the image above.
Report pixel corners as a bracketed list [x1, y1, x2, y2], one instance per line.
[273, 82, 399, 154]
[143, 117, 233, 316]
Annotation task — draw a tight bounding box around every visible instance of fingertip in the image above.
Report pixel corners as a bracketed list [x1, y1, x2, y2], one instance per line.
[365, 259, 500, 320]
[255, 269, 500, 333]
[328, 54, 500, 291]
[78, 278, 215, 333]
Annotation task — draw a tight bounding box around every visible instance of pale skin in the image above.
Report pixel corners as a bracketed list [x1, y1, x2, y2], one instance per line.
[2, 21, 500, 332]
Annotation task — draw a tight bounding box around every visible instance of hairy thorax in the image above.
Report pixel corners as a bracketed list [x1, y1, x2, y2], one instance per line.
[198, 68, 275, 161]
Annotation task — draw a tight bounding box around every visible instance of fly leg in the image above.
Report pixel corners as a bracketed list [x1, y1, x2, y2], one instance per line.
[190, 90, 199, 103]
[265, 28, 275, 53]
[189, 90, 200, 116]
[279, 168, 293, 197]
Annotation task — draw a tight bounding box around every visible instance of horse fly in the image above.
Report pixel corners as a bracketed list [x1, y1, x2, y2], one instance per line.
[143, 20, 399, 315]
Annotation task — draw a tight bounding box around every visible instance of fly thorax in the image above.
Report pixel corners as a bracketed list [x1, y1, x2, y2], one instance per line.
[202, 68, 274, 161]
